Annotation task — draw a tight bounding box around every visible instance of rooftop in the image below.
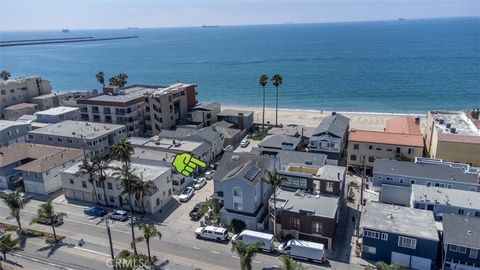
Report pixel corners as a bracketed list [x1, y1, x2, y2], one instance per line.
[268, 125, 315, 138]
[217, 109, 254, 117]
[362, 202, 439, 241]
[0, 76, 47, 85]
[442, 214, 480, 249]
[374, 158, 480, 184]
[16, 114, 37, 123]
[129, 137, 210, 157]
[411, 184, 480, 210]
[0, 143, 83, 172]
[312, 113, 350, 138]
[349, 129, 424, 147]
[386, 116, 421, 135]
[150, 83, 195, 97]
[29, 120, 125, 140]
[4, 103, 38, 110]
[193, 102, 221, 111]
[214, 152, 273, 185]
[31, 92, 67, 100]
[258, 134, 301, 149]
[284, 164, 345, 182]
[35, 106, 79, 116]
[430, 111, 479, 137]
[273, 188, 339, 218]
[79, 87, 153, 104]
[276, 150, 327, 167]
[0, 120, 29, 131]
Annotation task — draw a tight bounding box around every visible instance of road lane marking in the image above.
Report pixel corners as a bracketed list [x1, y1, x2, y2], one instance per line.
[48, 262, 56, 266]
[74, 247, 111, 257]
[232, 255, 239, 259]
[193, 247, 200, 250]
[254, 261, 261, 264]
[210, 251, 220, 254]
[31, 258, 39, 262]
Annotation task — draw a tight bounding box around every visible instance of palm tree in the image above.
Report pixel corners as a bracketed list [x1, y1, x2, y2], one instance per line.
[93, 157, 111, 207]
[0, 234, 19, 260]
[231, 241, 262, 270]
[279, 255, 305, 270]
[111, 138, 137, 254]
[96, 71, 105, 86]
[109, 76, 119, 87]
[130, 174, 157, 214]
[258, 74, 268, 135]
[117, 73, 128, 88]
[271, 73, 283, 126]
[0, 188, 32, 231]
[268, 170, 285, 237]
[75, 160, 99, 204]
[132, 223, 162, 263]
[0, 70, 11, 81]
[30, 199, 67, 243]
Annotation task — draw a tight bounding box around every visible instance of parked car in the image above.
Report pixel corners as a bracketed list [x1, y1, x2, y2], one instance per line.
[193, 177, 206, 190]
[240, 139, 250, 148]
[179, 187, 195, 202]
[36, 215, 64, 226]
[224, 145, 234, 152]
[189, 202, 205, 220]
[83, 206, 108, 217]
[205, 170, 215, 180]
[232, 230, 274, 252]
[277, 239, 326, 263]
[0, 229, 5, 240]
[110, 210, 129, 221]
[195, 226, 229, 242]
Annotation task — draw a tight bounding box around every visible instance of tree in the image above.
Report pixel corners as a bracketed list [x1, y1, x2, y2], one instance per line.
[96, 71, 105, 86]
[268, 170, 285, 237]
[199, 198, 220, 225]
[231, 241, 262, 270]
[132, 223, 162, 263]
[30, 199, 67, 243]
[130, 174, 157, 214]
[109, 76, 119, 87]
[0, 70, 11, 81]
[93, 157, 111, 207]
[75, 160, 99, 204]
[229, 219, 247, 234]
[258, 74, 268, 135]
[111, 138, 138, 255]
[271, 73, 283, 126]
[0, 234, 19, 260]
[0, 188, 32, 231]
[279, 255, 305, 270]
[117, 73, 128, 88]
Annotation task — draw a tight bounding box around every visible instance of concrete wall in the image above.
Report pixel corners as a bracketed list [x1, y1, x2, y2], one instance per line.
[436, 140, 480, 167]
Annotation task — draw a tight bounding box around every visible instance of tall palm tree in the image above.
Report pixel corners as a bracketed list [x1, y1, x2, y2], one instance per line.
[0, 234, 19, 260]
[109, 76, 119, 87]
[130, 174, 157, 214]
[268, 170, 285, 238]
[231, 241, 262, 270]
[0, 188, 32, 231]
[0, 70, 11, 81]
[117, 73, 128, 88]
[258, 74, 268, 135]
[271, 74, 283, 126]
[75, 160, 99, 204]
[93, 157, 111, 207]
[96, 71, 105, 86]
[111, 138, 137, 254]
[132, 223, 162, 263]
[30, 199, 67, 243]
[279, 255, 305, 270]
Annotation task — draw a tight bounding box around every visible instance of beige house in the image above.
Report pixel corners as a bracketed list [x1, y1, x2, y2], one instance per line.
[0, 76, 51, 117]
[424, 111, 480, 166]
[3, 103, 39, 120]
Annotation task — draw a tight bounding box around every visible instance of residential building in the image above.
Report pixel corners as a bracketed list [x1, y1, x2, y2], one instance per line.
[31, 92, 70, 111]
[373, 158, 480, 192]
[258, 134, 302, 155]
[213, 152, 275, 230]
[62, 161, 172, 214]
[0, 143, 83, 193]
[425, 110, 480, 166]
[347, 129, 424, 173]
[276, 150, 327, 170]
[442, 214, 480, 270]
[28, 120, 127, 158]
[0, 120, 31, 146]
[144, 83, 198, 136]
[270, 188, 340, 249]
[385, 116, 422, 135]
[217, 109, 254, 131]
[361, 202, 439, 270]
[212, 121, 243, 147]
[268, 126, 315, 148]
[308, 113, 350, 165]
[0, 76, 51, 117]
[34, 106, 80, 123]
[188, 102, 221, 126]
[3, 103, 39, 120]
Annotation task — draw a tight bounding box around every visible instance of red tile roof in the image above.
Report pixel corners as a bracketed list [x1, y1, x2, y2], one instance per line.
[349, 130, 424, 147]
[386, 116, 421, 135]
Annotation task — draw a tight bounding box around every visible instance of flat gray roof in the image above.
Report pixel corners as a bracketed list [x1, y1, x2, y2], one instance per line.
[412, 184, 480, 210]
[362, 202, 439, 241]
[276, 150, 327, 167]
[273, 188, 339, 219]
[258, 134, 301, 149]
[29, 120, 125, 140]
[442, 214, 480, 249]
[35, 106, 79, 116]
[0, 120, 29, 130]
[83, 88, 152, 103]
[317, 165, 346, 182]
[218, 109, 253, 117]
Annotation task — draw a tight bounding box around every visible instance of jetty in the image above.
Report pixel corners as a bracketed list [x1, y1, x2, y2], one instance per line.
[0, 36, 138, 47]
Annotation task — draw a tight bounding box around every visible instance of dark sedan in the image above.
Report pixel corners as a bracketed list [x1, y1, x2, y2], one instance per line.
[84, 206, 108, 217]
[189, 202, 205, 220]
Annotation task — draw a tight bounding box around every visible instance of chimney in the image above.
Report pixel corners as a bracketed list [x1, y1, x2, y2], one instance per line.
[238, 113, 244, 130]
[415, 116, 420, 124]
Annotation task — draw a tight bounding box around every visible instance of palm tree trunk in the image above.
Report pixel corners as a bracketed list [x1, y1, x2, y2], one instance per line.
[52, 223, 58, 242]
[146, 239, 151, 263]
[262, 86, 266, 135]
[272, 184, 277, 238]
[126, 169, 137, 255]
[102, 183, 109, 208]
[90, 173, 98, 204]
[275, 86, 279, 126]
[3, 251, 6, 260]
[16, 215, 22, 231]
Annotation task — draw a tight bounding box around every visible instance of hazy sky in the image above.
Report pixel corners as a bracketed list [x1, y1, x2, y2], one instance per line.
[1, 0, 478, 31]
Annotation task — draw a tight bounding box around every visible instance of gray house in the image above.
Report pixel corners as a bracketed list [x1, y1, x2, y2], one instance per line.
[258, 134, 301, 155]
[308, 113, 350, 165]
[213, 152, 275, 230]
[0, 120, 31, 147]
[361, 202, 439, 270]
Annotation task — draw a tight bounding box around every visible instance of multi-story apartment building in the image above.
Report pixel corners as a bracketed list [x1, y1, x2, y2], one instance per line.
[34, 106, 80, 123]
[28, 120, 127, 158]
[0, 120, 31, 146]
[424, 110, 480, 166]
[144, 83, 197, 136]
[217, 109, 254, 131]
[61, 161, 173, 214]
[0, 76, 52, 117]
[3, 103, 39, 120]
[188, 102, 221, 127]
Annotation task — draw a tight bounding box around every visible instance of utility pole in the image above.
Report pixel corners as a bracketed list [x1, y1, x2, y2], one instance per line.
[360, 155, 366, 206]
[97, 215, 116, 270]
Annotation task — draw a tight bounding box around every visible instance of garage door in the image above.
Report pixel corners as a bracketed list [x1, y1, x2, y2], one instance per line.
[391, 252, 410, 267]
[411, 255, 431, 270]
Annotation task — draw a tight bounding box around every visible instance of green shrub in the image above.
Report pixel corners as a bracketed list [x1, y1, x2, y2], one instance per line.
[229, 219, 247, 234]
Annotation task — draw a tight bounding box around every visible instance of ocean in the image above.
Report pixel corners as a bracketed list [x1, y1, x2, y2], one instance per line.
[0, 17, 479, 113]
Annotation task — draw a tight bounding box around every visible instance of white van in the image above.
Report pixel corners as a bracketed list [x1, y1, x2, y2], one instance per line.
[278, 239, 326, 263]
[231, 230, 274, 252]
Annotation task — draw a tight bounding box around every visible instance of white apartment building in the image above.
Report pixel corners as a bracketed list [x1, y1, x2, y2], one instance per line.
[61, 161, 173, 214]
[35, 106, 80, 123]
[0, 76, 52, 117]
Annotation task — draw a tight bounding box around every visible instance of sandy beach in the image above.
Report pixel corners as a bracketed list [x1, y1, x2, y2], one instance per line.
[223, 105, 426, 132]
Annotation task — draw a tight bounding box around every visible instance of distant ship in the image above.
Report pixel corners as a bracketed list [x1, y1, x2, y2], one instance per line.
[62, 29, 70, 33]
[202, 25, 219, 28]
[398, 18, 406, 21]
[127, 27, 138, 29]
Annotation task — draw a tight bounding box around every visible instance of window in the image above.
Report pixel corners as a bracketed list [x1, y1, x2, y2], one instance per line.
[458, 209, 464, 215]
[82, 181, 87, 188]
[353, 144, 359, 150]
[362, 245, 376, 254]
[156, 198, 160, 206]
[408, 148, 414, 155]
[398, 236, 417, 249]
[476, 211, 480, 217]
[426, 181, 432, 187]
[107, 182, 113, 190]
[381, 233, 388, 241]
[470, 248, 478, 259]
[368, 145, 373, 150]
[375, 147, 382, 151]
[368, 156, 375, 163]
[450, 245, 467, 253]
[386, 177, 393, 181]
[282, 177, 308, 190]
[411, 180, 415, 184]
[233, 186, 243, 210]
[447, 184, 453, 189]
[312, 222, 322, 234]
[399, 178, 404, 184]
[109, 196, 115, 203]
[69, 178, 74, 184]
[363, 230, 380, 239]
[350, 155, 357, 161]
[326, 182, 334, 192]
[290, 218, 300, 230]
[469, 187, 477, 191]
[233, 187, 242, 197]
